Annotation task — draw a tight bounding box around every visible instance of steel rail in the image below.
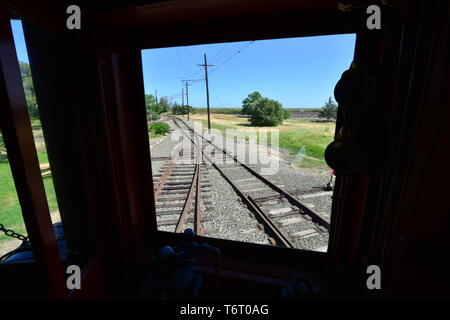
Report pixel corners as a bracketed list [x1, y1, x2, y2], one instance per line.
[194, 166, 203, 234]
[175, 163, 200, 233]
[154, 162, 175, 199]
[173, 116, 330, 231]
[171, 117, 295, 247]
[153, 132, 191, 199]
[214, 162, 294, 248]
[192, 130, 204, 235]
[153, 118, 206, 233]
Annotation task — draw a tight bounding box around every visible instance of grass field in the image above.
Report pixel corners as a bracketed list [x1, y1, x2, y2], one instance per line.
[1, 119, 163, 245]
[0, 151, 58, 243]
[0, 113, 333, 246]
[188, 113, 335, 169]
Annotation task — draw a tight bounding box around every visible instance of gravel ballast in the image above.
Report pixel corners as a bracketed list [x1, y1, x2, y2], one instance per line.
[148, 117, 333, 252]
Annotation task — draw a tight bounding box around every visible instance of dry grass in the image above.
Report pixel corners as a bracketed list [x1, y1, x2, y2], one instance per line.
[188, 113, 335, 168]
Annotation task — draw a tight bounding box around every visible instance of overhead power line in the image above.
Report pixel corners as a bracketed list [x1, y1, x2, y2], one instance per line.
[176, 48, 187, 76]
[211, 43, 230, 64]
[210, 41, 255, 76]
[184, 47, 197, 65]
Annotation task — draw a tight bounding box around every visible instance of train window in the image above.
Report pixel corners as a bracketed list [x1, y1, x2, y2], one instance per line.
[0, 19, 64, 261]
[0, 127, 29, 258]
[142, 34, 355, 252]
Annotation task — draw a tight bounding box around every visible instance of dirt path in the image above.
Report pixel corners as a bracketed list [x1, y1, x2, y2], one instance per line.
[0, 211, 61, 258]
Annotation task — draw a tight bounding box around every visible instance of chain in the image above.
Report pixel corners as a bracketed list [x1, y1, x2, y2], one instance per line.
[0, 223, 29, 242]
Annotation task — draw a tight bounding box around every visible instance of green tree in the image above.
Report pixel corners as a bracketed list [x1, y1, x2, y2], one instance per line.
[145, 94, 160, 114]
[241, 91, 263, 116]
[172, 102, 184, 115]
[183, 105, 193, 115]
[159, 97, 170, 113]
[172, 103, 193, 116]
[319, 96, 338, 121]
[19, 61, 39, 119]
[250, 98, 285, 126]
[145, 94, 170, 114]
[145, 94, 156, 109]
[282, 109, 291, 120]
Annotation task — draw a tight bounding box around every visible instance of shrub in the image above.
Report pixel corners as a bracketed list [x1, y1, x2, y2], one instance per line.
[149, 122, 170, 135]
[183, 105, 193, 114]
[249, 98, 285, 126]
[282, 109, 291, 120]
[172, 103, 184, 115]
[172, 104, 193, 115]
[149, 113, 160, 120]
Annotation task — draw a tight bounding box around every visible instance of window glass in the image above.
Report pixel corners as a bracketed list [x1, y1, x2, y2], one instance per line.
[0, 19, 63, 260]
[141, 34, 355, 252]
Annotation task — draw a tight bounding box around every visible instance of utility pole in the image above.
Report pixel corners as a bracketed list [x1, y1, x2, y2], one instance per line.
[182, 87, 184, 106]
[182, 80, 199, 122]
[198, 53, 214, 131]
[185, 81, 189, 106]
[182, 79, 202, 105]
[182, 80, 192, 106]
[185, 82, 190, 121]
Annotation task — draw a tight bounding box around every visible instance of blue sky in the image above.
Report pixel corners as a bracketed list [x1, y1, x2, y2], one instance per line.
[11, 20, 29, 63]
[11, 19, 355, 109]
[142, 34, 356, 109]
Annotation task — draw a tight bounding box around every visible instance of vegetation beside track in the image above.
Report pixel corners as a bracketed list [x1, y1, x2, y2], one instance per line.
[0, 151, 58, 243]
[187, 113, 335, 169]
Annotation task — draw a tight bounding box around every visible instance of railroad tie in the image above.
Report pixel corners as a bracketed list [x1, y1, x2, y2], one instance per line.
[242, 187, 274, 193]
[278, 216, 305, 226]
[162, 184, 211, 190]
[268, 207, 295, 216]
[159, 188, 211, 195]
[164, 180, 210, 185]
[297, 191, 333, 199]
[290, 229, 319, 239]
[157, 215, 212, 226]
[155, 196, 186, 202]
[233, 178, 257, 183]
[155, 200, 212, 209]
[239, 227, 261, 234]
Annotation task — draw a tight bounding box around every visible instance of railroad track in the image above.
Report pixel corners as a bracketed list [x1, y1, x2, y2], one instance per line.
[151, 130, 211, 234]
[169, 116, 331, 250]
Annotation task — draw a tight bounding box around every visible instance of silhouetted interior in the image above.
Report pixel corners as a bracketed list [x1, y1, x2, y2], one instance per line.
[0, 0, 449, 299]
